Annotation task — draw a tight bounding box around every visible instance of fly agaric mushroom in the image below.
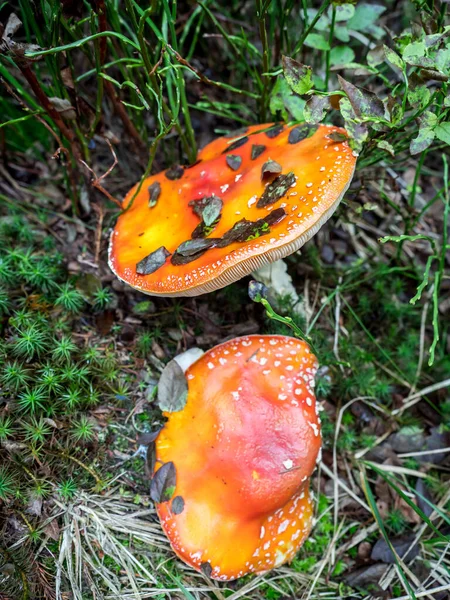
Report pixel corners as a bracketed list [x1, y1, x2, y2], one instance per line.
[152, 335, 321, 580]
[109, 123, 356, 296]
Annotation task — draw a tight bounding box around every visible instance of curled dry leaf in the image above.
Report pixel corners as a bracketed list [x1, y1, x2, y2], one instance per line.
[261, 160, 282, 180]
[282, 55, 313, 95]
[136, 246, 171, 275]
[157, 359, 188, 412]
[150, 461, 176, 503]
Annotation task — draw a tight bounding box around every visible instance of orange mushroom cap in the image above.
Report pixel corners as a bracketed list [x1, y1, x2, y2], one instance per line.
[109, 123, 357, 296]
[153, 334, 321, 581]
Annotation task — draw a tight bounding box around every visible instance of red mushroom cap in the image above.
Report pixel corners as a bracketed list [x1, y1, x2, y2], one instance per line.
[109, 123, 356, 296]
[153, 334, 321, 580]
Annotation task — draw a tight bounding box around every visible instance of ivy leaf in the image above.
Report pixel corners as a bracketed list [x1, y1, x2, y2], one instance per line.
[367, 45, 386, 67]
[150, 462, 176, 503]
[408, 84, 431, 109]
[339, 97, 368, 152]
[157, 360, 188, 412]
[335, 4, 355, 21]
[328, 132, 348, 143]
[376, 140, 395, 156]
[338, 76, 386, 120]
[330, 46, 355, 66]
[304, 95, 331, 124]
[383, 46, 405, 70]
[202, 197, 223, 227]
[410, 128, 435, 155]
[251, 144, 266, 160]
[269, 77, 305, 121]
[288, 124, 318, 143]
[136, 246, 171, 275]
[217, 208, 286, 247]
[282, 56, 313, 95]
[304, 33, 330, 51]
[200, 562, 213, 577]
[347, 4, 386, 38]
[402, 41, 426, 65]
[434, 122, 450, 145]
[165, 165, 184, 180]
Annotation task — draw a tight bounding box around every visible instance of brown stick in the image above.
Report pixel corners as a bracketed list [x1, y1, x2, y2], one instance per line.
[18, 64, 82, 162]
[80, 138, 122, 208]
[95, 0, 145, 152]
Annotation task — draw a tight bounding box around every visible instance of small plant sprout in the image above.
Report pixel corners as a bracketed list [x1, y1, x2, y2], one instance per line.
[71, 415, 96, 442]
[39, 364, 62, 394]
[379, 155, 449, 366]
[17, 387, 47, 414]
[12, 323, 50, 360]
[0, 467, 16, 501]
[1, 360, 32, 390]
[22, 416, 52, 444]
[0, 416, 14, 441]
[0, 286, 11, 315]
[52, 335, 78, 362]
[249, 280, 316, 352]
[55, 283, 85, 313]
[58, 478, 78, 500]
[61, 387, 82, 411]
[92, 286, 113, 310]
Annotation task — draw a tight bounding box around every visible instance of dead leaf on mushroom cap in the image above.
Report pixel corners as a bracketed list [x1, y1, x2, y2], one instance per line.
[109, 122, 357, 297]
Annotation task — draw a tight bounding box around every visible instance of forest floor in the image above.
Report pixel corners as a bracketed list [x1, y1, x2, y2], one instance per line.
[1, 1, 450, 599]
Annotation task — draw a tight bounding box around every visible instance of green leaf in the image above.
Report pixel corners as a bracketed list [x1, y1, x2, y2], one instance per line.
[335, 26, 350, 43]
[269, 77, 305, 121]
[306, 8, 328, 31]
[284, 95, 306, 121]
[347, 4, 386, 37]
[338, 75, 386, 120]
[376, 140, 395, 156]
[282, 56, 313, 95]
[304, 33, 330, 51]
[435, 122, 450, 145]
[410, 128, 435, 155]
[402, 41, 426, 63]
[408, 85, 431, 109]
[367, 45, 386, 67]
[304, 95, 331, 123]
[334, 4, 356, 21]
[339, 97, 368, 152]
[435, 48, 450, 74]
[136, 246, 171, 275]
[330, 46, 355, 66]
[383, 46, 405, 70]
[418, 110, 438, 130]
